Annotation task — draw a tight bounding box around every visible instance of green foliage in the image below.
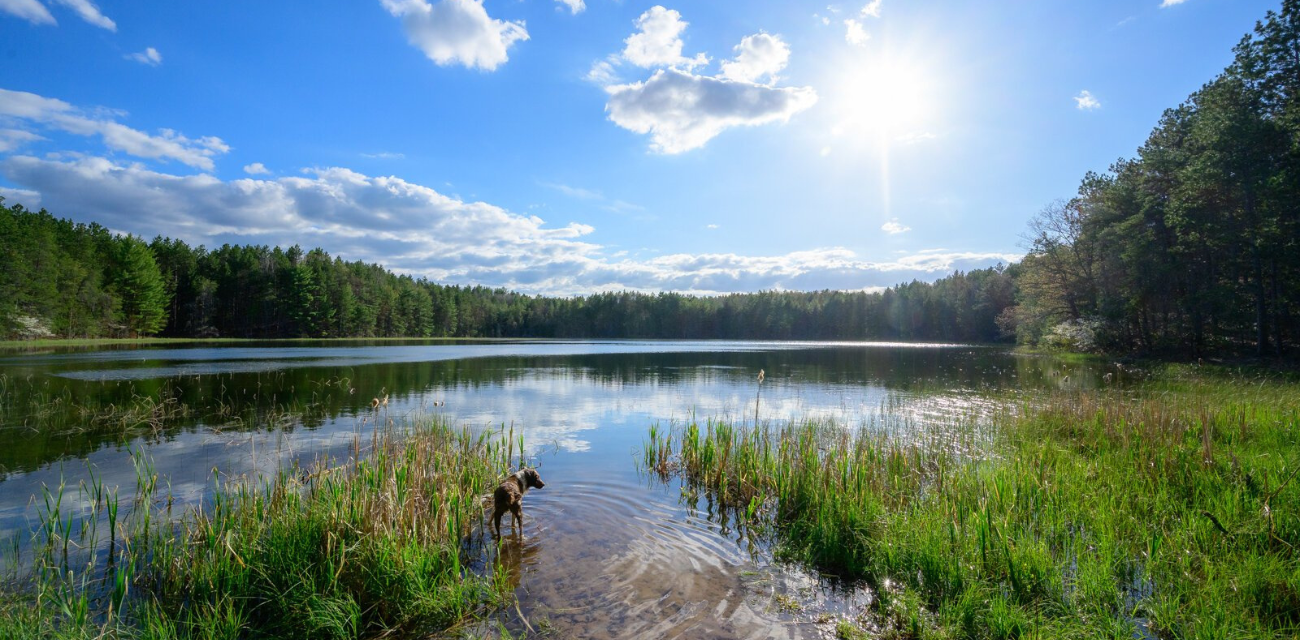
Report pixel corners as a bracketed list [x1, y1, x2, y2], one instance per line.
[0, 418, 511, 639]
[114, 235, 169, 337]
[0, 199, 1018, 342]
[646, 369, 1300, 637]
[1012, 1, 1300, 356]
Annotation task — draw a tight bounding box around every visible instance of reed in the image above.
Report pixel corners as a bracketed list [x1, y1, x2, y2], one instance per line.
[645, 366, 1300, 638]
[0, 416, 513, 639]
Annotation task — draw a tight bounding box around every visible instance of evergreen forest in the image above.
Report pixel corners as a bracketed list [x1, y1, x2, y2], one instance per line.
[2, 2, 1298, 356]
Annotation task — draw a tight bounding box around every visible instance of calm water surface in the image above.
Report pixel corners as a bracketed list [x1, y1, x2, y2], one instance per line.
[0, 340, 1110, 638]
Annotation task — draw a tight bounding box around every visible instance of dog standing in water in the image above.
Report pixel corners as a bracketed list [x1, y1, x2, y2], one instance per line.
[492, 468, 545, 537]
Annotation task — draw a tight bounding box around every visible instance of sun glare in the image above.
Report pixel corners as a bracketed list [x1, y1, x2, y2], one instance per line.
[820, 50, 944, 219]
[832, 55, 938, 143]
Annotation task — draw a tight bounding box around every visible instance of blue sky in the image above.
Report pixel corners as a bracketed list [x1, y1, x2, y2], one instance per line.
[0, 0, 1280, 295]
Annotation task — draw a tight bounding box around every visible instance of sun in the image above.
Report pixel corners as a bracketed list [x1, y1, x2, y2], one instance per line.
[830, 54, 938, 142]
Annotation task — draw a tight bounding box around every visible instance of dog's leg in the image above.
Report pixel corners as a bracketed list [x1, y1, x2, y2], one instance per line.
[493, 509, 504, 538]
[511, 504, 522, 536]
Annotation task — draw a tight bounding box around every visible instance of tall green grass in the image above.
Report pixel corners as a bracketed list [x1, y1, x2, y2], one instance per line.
[0, 417, 515, 639]
[646, 367, 1300, 638]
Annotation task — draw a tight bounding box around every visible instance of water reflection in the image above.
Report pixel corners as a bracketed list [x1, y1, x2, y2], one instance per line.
[0, 341, 1124, 638]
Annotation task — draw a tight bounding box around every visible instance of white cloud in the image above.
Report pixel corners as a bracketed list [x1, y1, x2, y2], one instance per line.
[0, 128, 45, 152]
[719, 33, 790, 85]
[844, 18, 868, 45]
[0, 0, 54, 25]
[881, 219, 910, 234]
[1074, 90, 1101, 110]
[586, 59, 620, 85]
[1, 155, 597, 277]
[0, 186, 41, 209]
[361, 151, 406, 159]
[0, 88, 229, 170]
[605, 69, 818, 154]
[706, 224, 719, 229]
[1159, 0, 1188, 7]
[598, 12, 817, 153]
[0, 154, 1019, 295]
[380, 0, 528, 71]
[126, 47, 162, 66]
[554, 0, 583, 14]
[243, 162, 269, 175]
[621, 6, 708, 69]
[2, 0, 114, 29]
[50, 0, 113, 30]
[819, 146, 831, 157]
[860, 0, 882, 17]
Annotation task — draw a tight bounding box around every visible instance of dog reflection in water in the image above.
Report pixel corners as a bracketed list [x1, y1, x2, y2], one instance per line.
[493, 467, 545, 538]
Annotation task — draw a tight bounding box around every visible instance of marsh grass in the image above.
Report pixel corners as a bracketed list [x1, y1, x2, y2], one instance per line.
[0, 417, 514, 639]
[645, 366, 1300, 638]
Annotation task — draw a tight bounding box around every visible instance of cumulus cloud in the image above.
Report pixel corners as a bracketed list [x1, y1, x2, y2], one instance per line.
[844, 18, 868, 45]
[596, 10, 816, 153]
[1159, 0, 1188, 7]
[0, 0, 55, 25]
[606, 69, 817, 154]
[0, 154, 1018, 295]
[242, 162, 269, 175]
[860, 0, 883, 18]
[380, 0, 527, 71]
[621, 6, 707, 69]
[881, 219, 910, 234]
[555, 0, 583, 14]
[1074, 90, 1101, 110]
[718, 33, 789, 85]
[0, 88, 229, 170]
[126, 47, 162, 66]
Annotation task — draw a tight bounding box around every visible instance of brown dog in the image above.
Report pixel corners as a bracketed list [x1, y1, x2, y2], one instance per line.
[492, 467, 545, 537]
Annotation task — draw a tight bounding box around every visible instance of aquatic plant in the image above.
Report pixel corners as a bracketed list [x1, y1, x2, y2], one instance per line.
[0, 417, 513, 639]
[645, 367, 1300, 637]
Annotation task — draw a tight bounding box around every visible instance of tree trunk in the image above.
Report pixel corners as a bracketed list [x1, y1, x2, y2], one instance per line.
[1254, 245, 1267, 357]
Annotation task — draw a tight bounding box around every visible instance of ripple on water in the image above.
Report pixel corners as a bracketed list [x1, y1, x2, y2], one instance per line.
[473, 472, 840, 639]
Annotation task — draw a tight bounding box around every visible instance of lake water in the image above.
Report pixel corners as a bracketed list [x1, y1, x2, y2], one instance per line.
[0, 340, 1106, 638]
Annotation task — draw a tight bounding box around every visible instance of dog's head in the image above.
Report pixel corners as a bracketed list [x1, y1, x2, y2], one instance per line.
[521, 467, 545, 489]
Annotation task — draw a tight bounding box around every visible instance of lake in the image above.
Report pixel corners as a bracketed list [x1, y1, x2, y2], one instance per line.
[0, 340, 1106, 638]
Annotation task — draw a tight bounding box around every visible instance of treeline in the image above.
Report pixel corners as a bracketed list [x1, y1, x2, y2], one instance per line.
[0, 201, 1016, 342]
[1006, 1, 1300, 356]
[5, 3, 1298, 355]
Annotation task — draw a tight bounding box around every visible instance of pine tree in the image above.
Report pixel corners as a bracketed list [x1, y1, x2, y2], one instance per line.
[114, 235, 169, 337]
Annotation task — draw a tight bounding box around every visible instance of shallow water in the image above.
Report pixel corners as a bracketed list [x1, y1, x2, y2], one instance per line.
[0, 340, 1113, 637]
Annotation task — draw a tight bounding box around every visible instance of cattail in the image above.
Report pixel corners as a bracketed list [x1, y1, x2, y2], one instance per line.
[758, 369, 765, 384]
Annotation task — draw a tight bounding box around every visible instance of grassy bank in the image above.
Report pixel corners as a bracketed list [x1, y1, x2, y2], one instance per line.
[645, 367, 1300, 638]
[0, 418, 516, 639]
